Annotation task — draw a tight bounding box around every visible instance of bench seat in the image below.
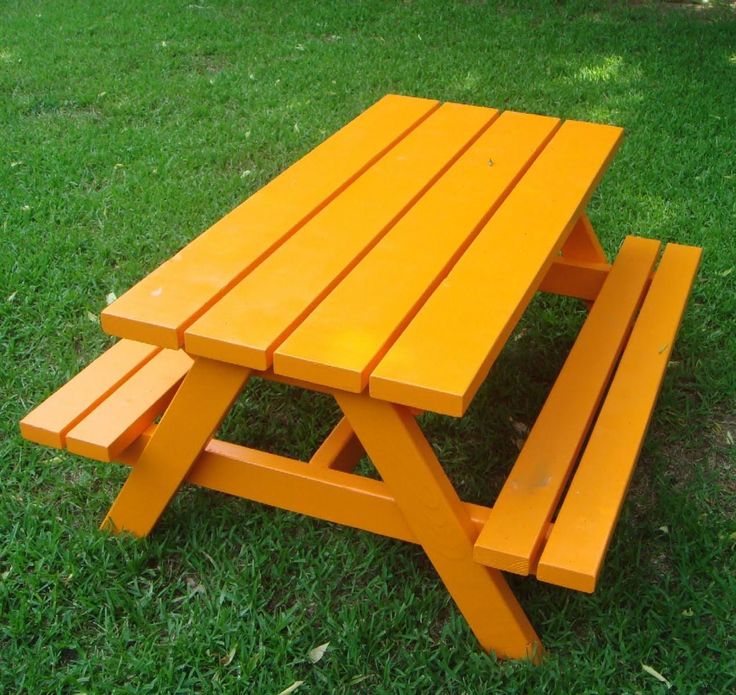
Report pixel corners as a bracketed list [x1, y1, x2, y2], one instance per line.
[474, 237, 702, 592]
[20, 341, 192, 462]
[19, 342, 365, 471]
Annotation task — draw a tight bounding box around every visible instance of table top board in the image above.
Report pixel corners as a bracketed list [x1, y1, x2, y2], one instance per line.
[102, 95, 623, 416]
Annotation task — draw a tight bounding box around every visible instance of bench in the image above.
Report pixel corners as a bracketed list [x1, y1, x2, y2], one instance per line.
[474, 237, 701, 592]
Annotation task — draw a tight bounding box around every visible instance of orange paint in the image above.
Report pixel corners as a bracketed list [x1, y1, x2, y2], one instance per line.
[274, 111, 559, 391]
[101, 95, 439, 348]
[101, 358, 250, 537]
[370, 120, 624, 416]
[184, 102, 496, 369]
[20, 339, 159, 448]
[66, 349, 193, 461]
[474, 236, 660, 575]
[537, 243, 702, 592]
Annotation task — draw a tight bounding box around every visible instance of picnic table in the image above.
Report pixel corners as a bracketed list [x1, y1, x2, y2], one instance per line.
[21, 95, 701, 660]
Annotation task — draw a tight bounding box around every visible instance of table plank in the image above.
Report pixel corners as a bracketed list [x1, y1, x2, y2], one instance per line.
[370, 119, 623, 416]
[184, 102, 497, 369]
[101, 94, 439, 348]
[273, 111, 559, 391]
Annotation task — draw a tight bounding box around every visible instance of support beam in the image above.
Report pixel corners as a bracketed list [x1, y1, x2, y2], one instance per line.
[561, 213, 607, 263]
[539, 257, 611, 301]
[116, 427, 492, 544]
[253, 368, 337, 395]
[309, 416, 365, 472]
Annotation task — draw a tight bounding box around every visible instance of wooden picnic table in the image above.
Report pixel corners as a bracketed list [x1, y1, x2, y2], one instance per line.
[21, 95, 701, 660]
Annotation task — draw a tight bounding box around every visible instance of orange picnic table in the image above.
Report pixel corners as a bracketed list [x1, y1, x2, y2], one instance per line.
[21, 95, 701, 660]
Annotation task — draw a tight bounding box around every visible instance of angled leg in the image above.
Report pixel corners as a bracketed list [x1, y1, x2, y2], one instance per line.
[336, 391, 541, 660]
[102, 358, 250, 537]
[309, 416, 365, 472]
[562, 213, 607, 263]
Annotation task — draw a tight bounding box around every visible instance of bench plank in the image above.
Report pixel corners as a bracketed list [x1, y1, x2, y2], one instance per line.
[184, 102, 497, 369]
[101, 95, 439, 348]
[473, 236, 660, 575]
[369, 119, 623, 416]
[20, 340, 159, 448]
[273, 111, 559, 391]
[66, 349, 193, 462]
[536, 243, 702, 592]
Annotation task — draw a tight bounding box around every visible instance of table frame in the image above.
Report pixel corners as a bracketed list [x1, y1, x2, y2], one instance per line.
[101, 213, 606, 661]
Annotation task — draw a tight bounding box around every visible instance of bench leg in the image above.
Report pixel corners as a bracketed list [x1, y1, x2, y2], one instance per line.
[336, 391, 541, 661]
[561, 213, 607, 263]
[101, 358, 250, 537]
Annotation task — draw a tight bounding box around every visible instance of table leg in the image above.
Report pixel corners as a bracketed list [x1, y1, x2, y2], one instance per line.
[562, 213, 607, 263]
[336, 391, 541, 660]
[101, 358, 250, 537]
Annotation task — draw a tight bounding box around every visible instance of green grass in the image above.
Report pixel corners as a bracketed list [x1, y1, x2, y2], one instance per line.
[2, 0, 735, 691]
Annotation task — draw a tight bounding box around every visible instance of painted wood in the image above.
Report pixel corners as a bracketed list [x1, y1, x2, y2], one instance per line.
[473, 236, 660, 575]
[560, 213, 607, 263]
[539, 257, 611, 301]
[273, 111, 559, 391]
[66, 349, 193, 461]
[101, 95, 439, 348]
[102, 358, 250, 537]
[19, 339, 159, 448]
[118, 427, 493, 544]
[309, 417, 365, 472]
[536, 243, 702, 592]
[17, 94, 705, 660]
[337, 391, 542, 660]
[370, 119, 624, 417]
[254, 369, 337, 396]
[184, 102, 497, 369]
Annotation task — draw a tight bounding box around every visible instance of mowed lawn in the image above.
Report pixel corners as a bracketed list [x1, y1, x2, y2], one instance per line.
[1, 1, 735, 692]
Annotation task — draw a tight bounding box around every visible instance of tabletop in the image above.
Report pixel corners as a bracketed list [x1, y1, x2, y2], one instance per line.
[101, 94, 623, 417]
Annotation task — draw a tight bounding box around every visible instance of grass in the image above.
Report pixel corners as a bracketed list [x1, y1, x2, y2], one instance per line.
[1, 0, 735, 691]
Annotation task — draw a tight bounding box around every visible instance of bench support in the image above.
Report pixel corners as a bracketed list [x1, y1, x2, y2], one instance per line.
[308, 416, 365, 472]
[118, 427, 493, 544]
[93, 371, 540, 660]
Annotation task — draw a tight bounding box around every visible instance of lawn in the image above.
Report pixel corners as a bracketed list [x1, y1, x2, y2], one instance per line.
[1, 0, 735, 692]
